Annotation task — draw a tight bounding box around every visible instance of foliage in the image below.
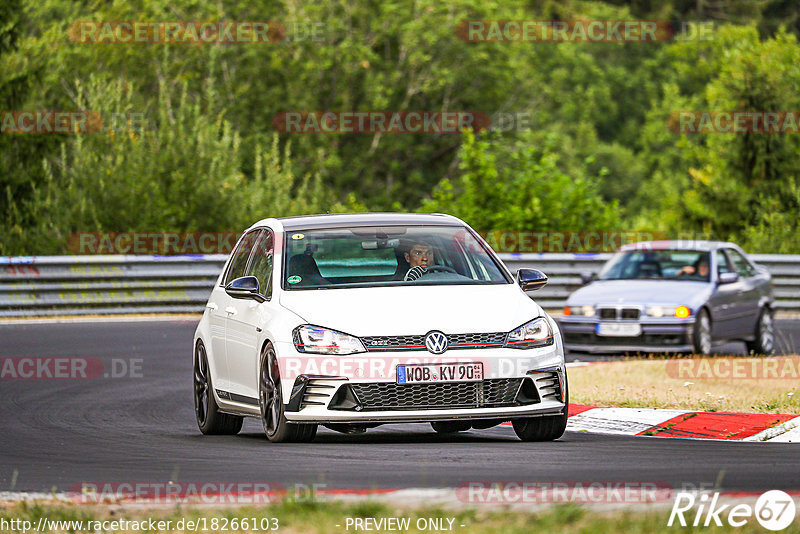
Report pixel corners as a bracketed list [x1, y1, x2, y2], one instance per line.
[420, 130, 620, 232]
[2, 0, 800, 254]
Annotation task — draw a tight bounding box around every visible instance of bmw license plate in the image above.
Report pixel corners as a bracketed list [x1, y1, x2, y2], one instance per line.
[396, 362, 483, 384]
[596, 323, 642, 337]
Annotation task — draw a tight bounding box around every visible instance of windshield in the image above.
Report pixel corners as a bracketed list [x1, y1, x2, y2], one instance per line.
[282, 225, 509, 289]
[598, 249, 711, 281]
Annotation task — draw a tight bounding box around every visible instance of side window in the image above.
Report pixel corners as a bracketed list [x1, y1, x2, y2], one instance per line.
[223, 230, 262, 285]
[247, 230, 274, 298]
[725, 249, 755, 277]
[715, 250, 734, 275]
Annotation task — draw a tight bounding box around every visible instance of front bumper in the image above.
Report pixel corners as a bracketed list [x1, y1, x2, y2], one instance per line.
[560, 318, 695, 354]
[273, 341, 567, 424]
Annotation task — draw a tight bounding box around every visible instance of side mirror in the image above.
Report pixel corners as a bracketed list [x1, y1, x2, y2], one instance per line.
[580, 272, 596, 285]
[225, 276, 266, 302]
[517, 268, 548, 291]
[718, 271, 739, 284]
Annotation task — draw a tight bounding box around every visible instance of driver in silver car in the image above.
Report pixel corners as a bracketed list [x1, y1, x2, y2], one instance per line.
[678, 258, 710, 280]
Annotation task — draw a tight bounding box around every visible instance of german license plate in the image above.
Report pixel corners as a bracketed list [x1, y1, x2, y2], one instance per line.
[596, 323, 642, 337]
[396, 362, 483, 384]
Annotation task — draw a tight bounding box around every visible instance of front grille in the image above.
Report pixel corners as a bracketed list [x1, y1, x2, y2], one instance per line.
[597, 307, 641, 320]
[361, 332, 507, 351]
[599, 308, 617, 320]
[621, 308, 640, 320]
[341, 378, 524, 411]
[361, 334, 425, 350]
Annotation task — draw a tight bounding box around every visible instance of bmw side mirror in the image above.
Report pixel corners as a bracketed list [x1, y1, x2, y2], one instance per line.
[225, 276, 266, 302]
[718, 272, 739, 285]
[517, 268, 548, 291]
[580, 272, 596, 285]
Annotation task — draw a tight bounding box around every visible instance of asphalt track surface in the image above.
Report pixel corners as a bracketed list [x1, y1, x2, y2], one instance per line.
[0, 319, 798, 494]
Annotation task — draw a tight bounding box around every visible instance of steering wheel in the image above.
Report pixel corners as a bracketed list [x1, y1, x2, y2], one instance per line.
[425, 265, 457, 274]
[403, 264, 457, 282]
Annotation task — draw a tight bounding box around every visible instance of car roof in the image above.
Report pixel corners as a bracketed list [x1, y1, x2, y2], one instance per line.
[267, 212, 465, 231]
[618, 240, 739, 252]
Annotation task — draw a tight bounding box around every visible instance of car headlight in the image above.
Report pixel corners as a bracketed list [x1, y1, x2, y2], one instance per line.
[646, 306, 672, 318]
[505, 317, 554, 349]
[646, 306, 691, 318]
[292, 325, 366, 355]
[563, 305, 594, 317]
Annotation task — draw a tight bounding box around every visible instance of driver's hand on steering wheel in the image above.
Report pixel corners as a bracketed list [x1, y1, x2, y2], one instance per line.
[404, 265, 428, 282]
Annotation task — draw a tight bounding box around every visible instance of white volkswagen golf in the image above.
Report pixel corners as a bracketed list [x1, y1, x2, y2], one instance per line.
[193, 213, 568, 442]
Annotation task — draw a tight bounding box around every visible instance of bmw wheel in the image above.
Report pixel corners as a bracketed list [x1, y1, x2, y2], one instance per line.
[746, 308, 775, 355]
[259, 342, 317, 443]
[194, 341, 243, 435]
[692, 309, 712, 356]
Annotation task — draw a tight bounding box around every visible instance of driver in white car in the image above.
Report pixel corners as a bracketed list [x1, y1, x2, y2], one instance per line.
[402, 239, 435, 281]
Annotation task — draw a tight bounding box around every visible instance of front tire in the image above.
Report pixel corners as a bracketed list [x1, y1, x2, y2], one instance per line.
[259, 342, 317, 443]
[746, 308, 775, 355]
[194, 341, 243, 435]
[512, 372, 569, 442]
[692, 309, 712, 356]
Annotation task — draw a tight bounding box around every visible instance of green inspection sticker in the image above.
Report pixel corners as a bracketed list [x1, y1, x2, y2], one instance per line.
[287, 275, 302, 284]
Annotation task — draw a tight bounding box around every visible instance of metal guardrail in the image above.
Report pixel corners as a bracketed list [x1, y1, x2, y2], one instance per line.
[0, 253, 798, 317]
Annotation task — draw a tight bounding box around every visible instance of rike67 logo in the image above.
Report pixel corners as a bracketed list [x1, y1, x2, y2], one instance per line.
[669, 490, 797, 531]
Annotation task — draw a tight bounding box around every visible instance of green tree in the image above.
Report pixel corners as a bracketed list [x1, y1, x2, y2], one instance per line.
[420, 130, 620, 232]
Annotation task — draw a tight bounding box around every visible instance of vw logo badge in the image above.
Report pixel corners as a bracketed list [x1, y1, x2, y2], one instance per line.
[425, 331, 448, 354]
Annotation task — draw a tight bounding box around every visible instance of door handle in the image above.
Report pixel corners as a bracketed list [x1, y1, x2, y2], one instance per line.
[225, 307, 237, 315]
[206, 303, 218, 311]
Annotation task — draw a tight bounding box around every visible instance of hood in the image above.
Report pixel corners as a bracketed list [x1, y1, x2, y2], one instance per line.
[279, 283, 542, 336]
[568, 280, 712, 308]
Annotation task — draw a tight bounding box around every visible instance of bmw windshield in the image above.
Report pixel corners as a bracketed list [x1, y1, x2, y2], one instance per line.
[282, 225, 510, 289]
[598, 249, 712, 281]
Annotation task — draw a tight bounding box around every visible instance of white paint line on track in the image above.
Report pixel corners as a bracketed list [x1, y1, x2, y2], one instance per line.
[768, 425, 800, 443]
[567, 408, 689, 435]
[743, 416, 800, 442]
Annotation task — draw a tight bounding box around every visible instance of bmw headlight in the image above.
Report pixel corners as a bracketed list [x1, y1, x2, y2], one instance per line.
[292, 325, 366, 355]
[646, 306, 691, 318]
[505, 317, 554, 349]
